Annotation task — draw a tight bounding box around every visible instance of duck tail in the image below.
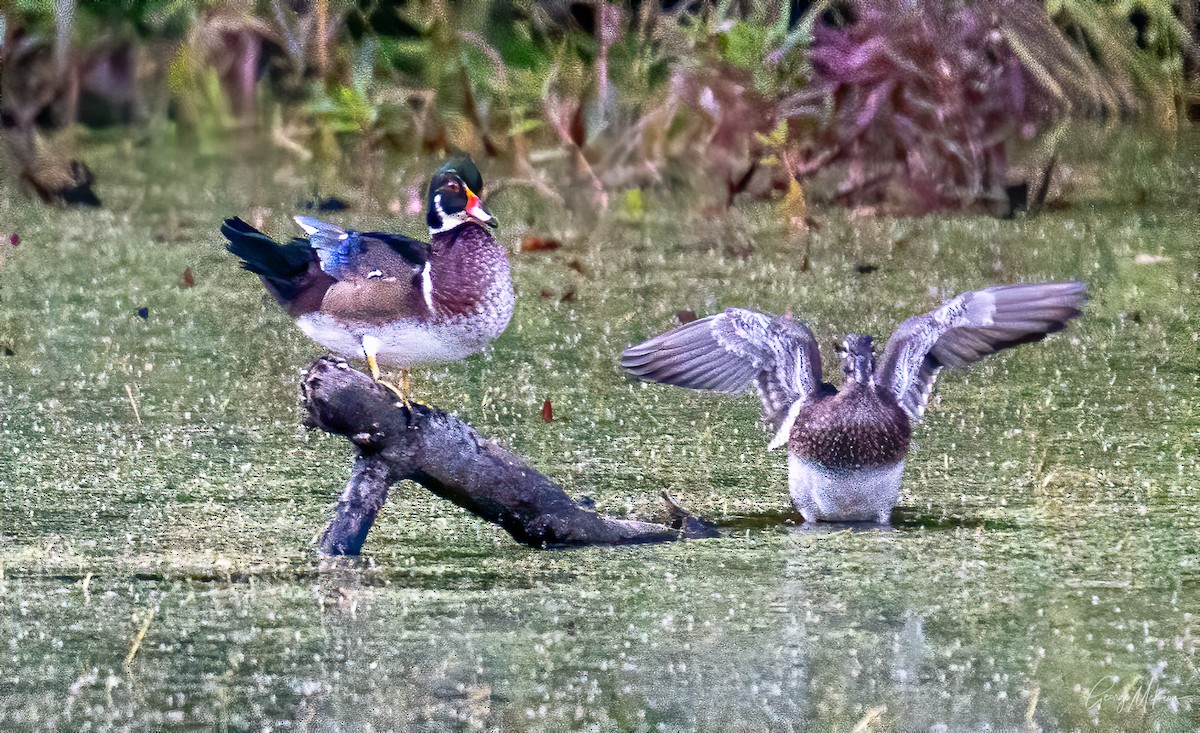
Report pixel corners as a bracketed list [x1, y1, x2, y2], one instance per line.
[221, 217, 324, 308]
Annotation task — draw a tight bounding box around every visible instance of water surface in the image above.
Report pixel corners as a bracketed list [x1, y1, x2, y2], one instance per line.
[1, 131, 1197, 730]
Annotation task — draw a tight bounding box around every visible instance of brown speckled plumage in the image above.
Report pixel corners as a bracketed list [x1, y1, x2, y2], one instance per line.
[790, 384, 911, 469]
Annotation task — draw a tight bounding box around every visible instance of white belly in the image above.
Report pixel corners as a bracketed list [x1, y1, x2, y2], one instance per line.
[787, 456, 904, 524]
[296, 313, 493, 368]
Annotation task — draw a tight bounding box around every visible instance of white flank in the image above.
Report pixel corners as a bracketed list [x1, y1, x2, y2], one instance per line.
[787, 456, 905, 523]
[361, 334, 383, 360]
[295, 313, 505, 370]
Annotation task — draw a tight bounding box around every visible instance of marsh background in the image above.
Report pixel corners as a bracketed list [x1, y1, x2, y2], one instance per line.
[0, 1, 1198, 730]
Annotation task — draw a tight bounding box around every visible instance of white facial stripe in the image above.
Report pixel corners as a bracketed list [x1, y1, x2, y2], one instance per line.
[429, 194, 471, 235]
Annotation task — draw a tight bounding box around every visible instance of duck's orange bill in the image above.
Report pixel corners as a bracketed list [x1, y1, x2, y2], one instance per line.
[465, 189, 497, 228]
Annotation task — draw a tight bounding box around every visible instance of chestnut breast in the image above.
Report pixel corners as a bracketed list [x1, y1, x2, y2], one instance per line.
[429, 225, 511, 319]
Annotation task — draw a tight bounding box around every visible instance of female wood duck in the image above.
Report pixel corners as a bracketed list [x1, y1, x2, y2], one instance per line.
[621, 282, 1086, 523]
[221, 156, 514, 398]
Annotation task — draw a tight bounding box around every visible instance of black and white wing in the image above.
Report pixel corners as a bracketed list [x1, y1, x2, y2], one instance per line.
[876, 281, 1086, 423]
[620, 308, 824, 449]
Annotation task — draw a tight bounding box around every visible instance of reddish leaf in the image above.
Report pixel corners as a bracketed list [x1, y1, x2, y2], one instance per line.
[521, 235, 562, 252]
[181, 267, 196, 288]
[541, 399, 553, 422]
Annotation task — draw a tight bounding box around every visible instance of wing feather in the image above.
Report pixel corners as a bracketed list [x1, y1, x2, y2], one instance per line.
[620, 308, 823, 448]
[293, 216, 429, 282]
[877, 281, 1086, 422]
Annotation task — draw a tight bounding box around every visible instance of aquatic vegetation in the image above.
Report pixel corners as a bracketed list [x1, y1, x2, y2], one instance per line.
[1047, 0, 1200, 125]
[0, 132, 1196, 730]
[0, 1, 1196, 215]
[781, 0, 1122, 214]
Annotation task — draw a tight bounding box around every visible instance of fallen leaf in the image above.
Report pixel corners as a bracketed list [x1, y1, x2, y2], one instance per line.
[567, 259, 586, 274]
[181, 267, 195, 288]
[676, 310, 698, 324]
[541, 399, 553, 422]
[9, 233, 19, 247]
[560, 289, 576, 303]
[521, 235, 562, 252]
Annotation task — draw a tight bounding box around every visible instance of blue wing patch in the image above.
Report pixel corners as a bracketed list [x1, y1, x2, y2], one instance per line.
[294, 215, 365, 279]
[293, 215, 430, 281]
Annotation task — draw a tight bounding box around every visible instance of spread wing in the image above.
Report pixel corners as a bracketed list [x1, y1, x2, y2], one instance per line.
[620, 308, 824, 449]
[877, 281, 1087, 423]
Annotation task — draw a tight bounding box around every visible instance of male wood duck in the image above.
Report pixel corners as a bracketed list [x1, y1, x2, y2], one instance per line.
[621, 282, 1086, 523]
[221, 156, 513, 398]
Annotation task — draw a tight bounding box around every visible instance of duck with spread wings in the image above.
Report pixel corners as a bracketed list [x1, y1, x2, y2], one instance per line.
[621, 282, 1087, 523]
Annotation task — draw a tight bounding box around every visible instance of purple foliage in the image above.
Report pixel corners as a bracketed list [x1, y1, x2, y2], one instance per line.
[794, 0, 1066, 214]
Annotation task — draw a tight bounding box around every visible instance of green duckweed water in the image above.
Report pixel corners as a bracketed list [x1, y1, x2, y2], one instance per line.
[0, 129, 1197, 730]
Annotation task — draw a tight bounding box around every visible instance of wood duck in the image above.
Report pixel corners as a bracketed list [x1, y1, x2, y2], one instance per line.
[621, 282, 1086, 523]
[222, 156, 514, 398]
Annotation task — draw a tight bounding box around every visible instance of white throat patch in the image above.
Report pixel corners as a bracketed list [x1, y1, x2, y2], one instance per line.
[429, 194, 471, 235]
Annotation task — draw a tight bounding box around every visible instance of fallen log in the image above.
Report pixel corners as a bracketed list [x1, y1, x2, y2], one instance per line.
[300, 357, 718, 555]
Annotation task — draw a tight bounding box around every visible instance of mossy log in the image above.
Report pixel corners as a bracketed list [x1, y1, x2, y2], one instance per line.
[300, 357, 718, 555]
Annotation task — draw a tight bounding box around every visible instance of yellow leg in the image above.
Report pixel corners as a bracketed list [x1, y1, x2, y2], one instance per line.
[365, 351, 408, 404]
[396, 368, 429, 408]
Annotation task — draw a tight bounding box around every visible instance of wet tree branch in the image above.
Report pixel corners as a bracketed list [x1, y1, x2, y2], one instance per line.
[300, 357, 718, 555]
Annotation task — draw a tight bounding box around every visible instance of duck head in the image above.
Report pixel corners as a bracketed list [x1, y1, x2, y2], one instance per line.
[837, 334, 876, 385]
[427, 155, 497, 234]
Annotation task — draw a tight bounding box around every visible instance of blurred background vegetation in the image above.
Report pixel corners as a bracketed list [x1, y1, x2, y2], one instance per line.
[1, 0, 1197, 216]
